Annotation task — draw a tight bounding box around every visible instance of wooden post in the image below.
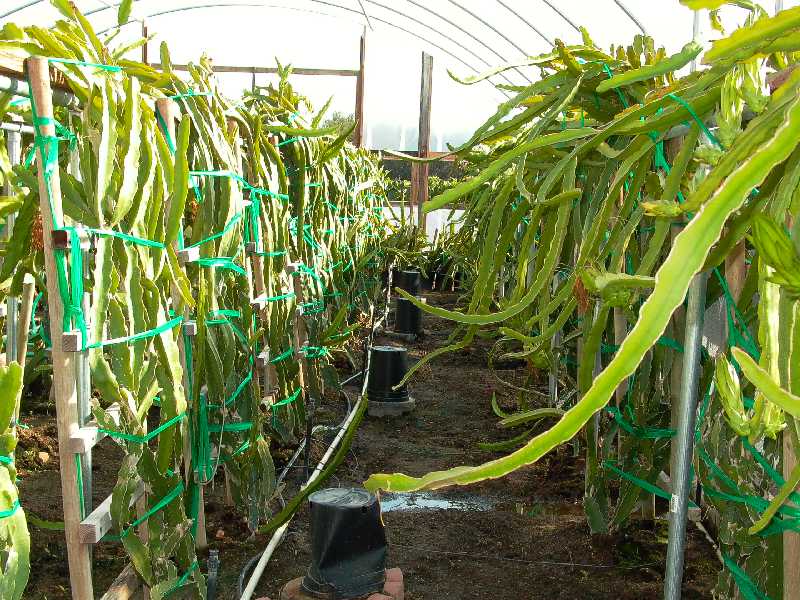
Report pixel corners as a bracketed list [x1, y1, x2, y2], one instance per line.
[784, 433, 800, 600]
[287, 263, 317, 478]
[222, 116, 245, 507]
[15, 275, 35, 371]
[26, 55, 94, 600]
[287, 264, 309, 395]
[141, 21, 148, 64]
[155, 98, 206, 549]
[250, 138, 275, 409]
[354, 28, 367, 148]
[411, 52, 433, 232]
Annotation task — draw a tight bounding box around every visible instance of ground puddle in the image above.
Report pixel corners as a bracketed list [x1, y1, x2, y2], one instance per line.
[379, 491, 495, 513]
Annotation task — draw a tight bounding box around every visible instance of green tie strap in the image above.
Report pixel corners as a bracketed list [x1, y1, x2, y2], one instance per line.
[196, 257, 246, 276]
[207, 421, 252, 433]
[269, 348, 294, 364]
[187, 213, 243, 249]
[255, 292, 296, 304]
[48, 57, 121, 72]
[84, 227, 165, 248]
[85, 316, 184, 351]
[99, 412, 187, 444]
[117, 482, 185, 539]
[164, 560, 200, 597]
[271, 387, 302, 409]
[0, 499, 21, 519]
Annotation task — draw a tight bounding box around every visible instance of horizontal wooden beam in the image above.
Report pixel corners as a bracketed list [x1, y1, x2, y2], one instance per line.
[99, 563, 143, 600]
[149, 63, 359, 77]
[0, 49, 72, 92]
[68, 403, 120, 454]
[0, 49, 28, 80]
[380, 151, 455, 162]
[79, 481, 145, 544]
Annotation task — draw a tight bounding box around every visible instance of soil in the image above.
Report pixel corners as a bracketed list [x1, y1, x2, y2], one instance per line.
[19, 290, 718, 599]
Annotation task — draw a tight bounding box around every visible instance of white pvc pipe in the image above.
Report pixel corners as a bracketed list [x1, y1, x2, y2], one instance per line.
[240, 392, 367, 600]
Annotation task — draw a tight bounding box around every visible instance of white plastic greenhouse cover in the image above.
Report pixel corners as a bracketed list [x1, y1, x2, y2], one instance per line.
[1, 1, 797, 149]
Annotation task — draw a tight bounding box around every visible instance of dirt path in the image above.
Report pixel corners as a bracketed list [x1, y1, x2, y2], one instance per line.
[19, 291, 717, 599]
[242, 291, 717, 599]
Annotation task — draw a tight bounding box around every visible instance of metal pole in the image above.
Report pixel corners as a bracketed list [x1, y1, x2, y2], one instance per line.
[4, 125, 21, 365]
[548, 275, 561, 406]
[664, 272, 708, 600]
[664, 13, 705, 598]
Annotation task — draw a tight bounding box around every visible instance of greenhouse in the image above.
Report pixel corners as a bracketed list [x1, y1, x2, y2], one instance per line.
[1, 1, 800, 598]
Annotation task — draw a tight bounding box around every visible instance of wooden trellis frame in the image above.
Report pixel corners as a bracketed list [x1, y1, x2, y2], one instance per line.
[1, 33, 458, 600]
[23, 55, 152, 600]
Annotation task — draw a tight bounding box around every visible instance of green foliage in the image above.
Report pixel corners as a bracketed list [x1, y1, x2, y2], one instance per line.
[0, 3, 392, 596]
[364, 5, 800, 596]
[0, 362, 29, 600]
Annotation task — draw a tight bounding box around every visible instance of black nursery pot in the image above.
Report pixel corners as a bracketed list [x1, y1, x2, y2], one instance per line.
[367, 345, 410, 403]
[394, 269, 422, 296]
[395, 297, 422, 335]
[301, 488, 387, 599]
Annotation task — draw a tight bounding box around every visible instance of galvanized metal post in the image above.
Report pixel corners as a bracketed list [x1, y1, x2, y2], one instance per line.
[4, 125, 21, 365]
[664, 272, 707, 600]
[549, 275, 561, 406]
[664, 14, 705, 598]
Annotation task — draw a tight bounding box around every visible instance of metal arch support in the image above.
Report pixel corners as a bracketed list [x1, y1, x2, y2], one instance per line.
[5, 0, 550, 87]
[495, 0, 553, 47]
[361, 0, 518, 88]
[538, 0, 582, 34]
[444, 0, 532, 82]
[0, 1, 42, 19]
[355, 0, 373, 30]
[613, 0, 648, 36]
[86, 0, 511, 86]
[96, 3, 263, 32]
[94, 1, 510, 98]
[391, 0, 531, 84]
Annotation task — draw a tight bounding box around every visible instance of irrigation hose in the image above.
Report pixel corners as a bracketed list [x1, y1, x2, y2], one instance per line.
[238, 385, 359, 599]
[240, 359, 372, 600]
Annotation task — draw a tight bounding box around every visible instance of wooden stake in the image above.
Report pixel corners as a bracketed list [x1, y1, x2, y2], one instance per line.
[251, 138, 274, 407]
[354, 28, 367, 148]
[155, 98, 206, 549]
[784, 431, 800, 600]
[15, 274, 35, 371]
[26, 55, 94, 600]
[99, 563, 142, 600]
[287, 264, 308, 394]
[141, 21, 148, 65]
[411, 52, 433, 232]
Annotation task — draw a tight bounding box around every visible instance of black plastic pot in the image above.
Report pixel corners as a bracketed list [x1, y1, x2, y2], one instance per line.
[395, 297, 422, 335]
[301, 488, 387, 599]
[394, 269, 422, 296]
[367, 345, 410, 403]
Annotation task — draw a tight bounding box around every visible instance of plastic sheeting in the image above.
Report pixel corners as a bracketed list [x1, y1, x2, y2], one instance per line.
[1, 1, 796, 148]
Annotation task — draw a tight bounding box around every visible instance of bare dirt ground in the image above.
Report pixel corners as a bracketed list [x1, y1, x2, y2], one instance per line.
[20, 290, 717, 599]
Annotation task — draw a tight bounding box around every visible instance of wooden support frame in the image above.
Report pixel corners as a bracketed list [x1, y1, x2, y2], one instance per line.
[410, 52, 433, 231]
[27, 55, 96, 600]
[68, 402, 121, 454]
[354, 28, 367, 148]
[80, 481, 145, 544]
[26, 55, 146, 600]
[149, 63, 359, 77]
